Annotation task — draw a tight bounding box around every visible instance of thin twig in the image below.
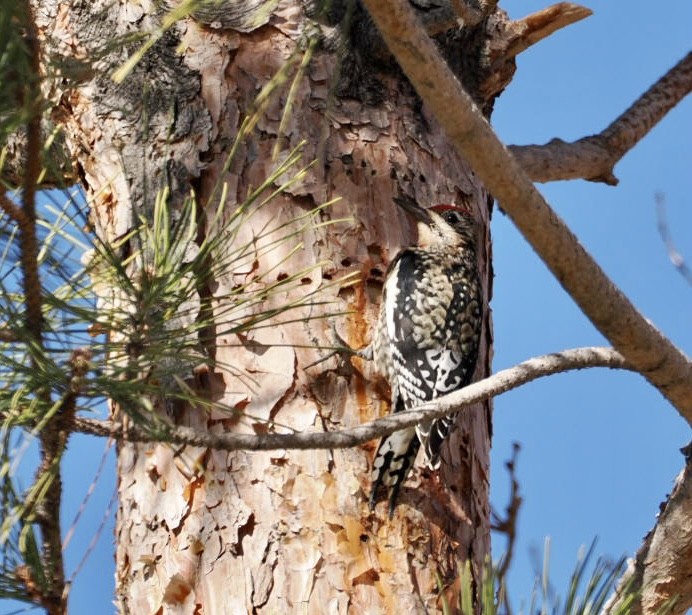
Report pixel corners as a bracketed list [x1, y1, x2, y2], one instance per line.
[62, 439, 114, 551]
[68, 485, 118, 585]
[510, 52, 692, 184]
[359, 0, 692, 423]
[71, 347, 631, 450]
[655, 193, 692, 287]
[491, 442, 522, 582]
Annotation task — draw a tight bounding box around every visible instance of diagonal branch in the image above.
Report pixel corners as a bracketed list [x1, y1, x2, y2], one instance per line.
[359, 0, 692, 424]
[491, 442, 522, 583]
[604, 445, 692, 615]
[72, 347, 630, 449]
[510, 51, 692, 184]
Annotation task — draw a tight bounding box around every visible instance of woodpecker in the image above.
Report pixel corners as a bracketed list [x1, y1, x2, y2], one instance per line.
[370, 197, 481, 516]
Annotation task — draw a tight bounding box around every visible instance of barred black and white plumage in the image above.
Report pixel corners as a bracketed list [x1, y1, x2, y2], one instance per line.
[370, 198, 481, 516]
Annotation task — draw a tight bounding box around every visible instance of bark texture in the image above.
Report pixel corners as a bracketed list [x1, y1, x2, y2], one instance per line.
[34, 0, 516, 611]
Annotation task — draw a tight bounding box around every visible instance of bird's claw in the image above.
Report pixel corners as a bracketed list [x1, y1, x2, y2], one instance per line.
[303, 321, 372, 369]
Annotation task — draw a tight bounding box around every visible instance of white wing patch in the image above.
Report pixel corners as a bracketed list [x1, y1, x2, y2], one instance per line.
[383, 259, 401, 349]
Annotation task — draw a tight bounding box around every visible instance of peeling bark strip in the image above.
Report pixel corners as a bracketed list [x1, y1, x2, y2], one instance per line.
[31, 0, 528, 611]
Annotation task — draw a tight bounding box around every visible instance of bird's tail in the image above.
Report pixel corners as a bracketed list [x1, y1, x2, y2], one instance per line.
[369, 424, 420, 518]
[416, 413, 456, 469]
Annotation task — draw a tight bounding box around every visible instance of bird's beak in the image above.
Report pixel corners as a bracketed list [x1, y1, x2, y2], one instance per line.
[392, 196, 433, 225]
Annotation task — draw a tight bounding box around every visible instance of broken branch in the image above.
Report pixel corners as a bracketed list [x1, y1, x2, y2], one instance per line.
[505, 3, 592, 59]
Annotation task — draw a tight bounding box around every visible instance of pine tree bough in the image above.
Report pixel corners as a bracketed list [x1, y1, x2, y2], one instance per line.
[14, 3, 68, 612]
[360, 0, 692, 424]
[72, 347, 630, 449]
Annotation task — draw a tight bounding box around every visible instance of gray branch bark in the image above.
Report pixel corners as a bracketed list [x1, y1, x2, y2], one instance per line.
[73, 347, 629, 449]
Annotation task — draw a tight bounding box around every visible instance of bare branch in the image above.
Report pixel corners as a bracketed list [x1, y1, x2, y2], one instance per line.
[359, 0, 692, 424]
[656, 193, 692, 287]
[604, 445, 692, 615]
[505, 3, 592, 60]
[491, 442, 522, 583]
[510, 52, 692, 184]
[72, 347, 630, 449]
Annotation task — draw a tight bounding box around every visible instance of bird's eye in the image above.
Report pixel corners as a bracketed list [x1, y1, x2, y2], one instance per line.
[444, 211, 462, 225]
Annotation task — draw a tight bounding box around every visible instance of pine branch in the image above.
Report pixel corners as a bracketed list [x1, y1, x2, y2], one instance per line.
[17, 9, 44, 341]
[71, 347, 630, 449]
[425, 3, 591, 57]
[9, 3, 68, 611]
[510, 51, 692, 184]
[359, 0, 692, 424]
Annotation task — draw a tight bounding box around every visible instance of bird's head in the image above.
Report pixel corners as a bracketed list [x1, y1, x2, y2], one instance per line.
[394, 197, 478, 249]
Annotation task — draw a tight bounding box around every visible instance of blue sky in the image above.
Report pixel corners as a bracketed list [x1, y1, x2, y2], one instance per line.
[490, 0, 692, 606]
[4, 2, 692, 613]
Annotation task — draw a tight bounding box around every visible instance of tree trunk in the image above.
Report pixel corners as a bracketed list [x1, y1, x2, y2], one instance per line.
[36, 1, 515, 611]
